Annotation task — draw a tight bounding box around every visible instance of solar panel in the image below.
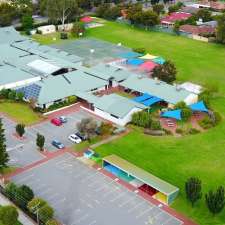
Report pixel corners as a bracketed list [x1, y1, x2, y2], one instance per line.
[16, 83, 41, 100]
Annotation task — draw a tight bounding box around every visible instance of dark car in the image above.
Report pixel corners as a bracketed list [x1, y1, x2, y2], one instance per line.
[75, 132, 87, 141]
[51, 140, 65, 149]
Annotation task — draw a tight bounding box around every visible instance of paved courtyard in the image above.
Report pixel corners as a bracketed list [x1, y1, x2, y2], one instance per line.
[12, 153, 182, 225]
[2, 109, 101, 167]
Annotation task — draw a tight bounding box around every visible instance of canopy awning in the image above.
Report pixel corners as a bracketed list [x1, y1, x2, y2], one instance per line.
[142, 96, 161, 106]
[139, 53, 158, 60]
[161, 109, 182, 120]
[189, 101, 208, 112]
[132, 93, 152, 103]
[152, 57, 166, 65]
[119, 52, 142, 59]
[139, 61, 157, 71]
[127, 58, 144, 66]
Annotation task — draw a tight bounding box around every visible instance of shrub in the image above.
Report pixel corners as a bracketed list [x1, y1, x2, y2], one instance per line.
[176, 128, 184, 134]
[8, 90, 17, 100]
[182, 107, 192, 122]
[66, 95, 77, 104]
[46, 219, 60, 225]
[199, 117, 213, 129]
[16, 92, 24, 102]
[27, 198, 47, 214]
[150, 120, 161, 130]
[98, 122, 114, 135]
[132, 47, 146, 54]
[38, 205, 54, 223]
[71, 22, 85, 37]
[131, 111, 152, 128]
[213, 111, 222, 125]
[0, 205, 19, 225]
[188, 128, 200, 135]
[60, 32, 68, 39]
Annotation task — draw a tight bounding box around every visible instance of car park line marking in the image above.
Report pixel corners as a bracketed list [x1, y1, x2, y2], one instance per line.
[74, 213, 89, 224]
[39, 187, 52, 195]
[7, 144, 24, 152]
[136, 207, 153, 219]
[88, 220, 97, 225]
[73, 169, 90, 179]
[128, 201, 146, 213]
[16, 174, 34, 184]
[102, 186, 120, 197]
[81, 171, 99, 182]
[47, 193, 61, 201]
[119, 195, 137, 207]
[110, 191, 126, 202]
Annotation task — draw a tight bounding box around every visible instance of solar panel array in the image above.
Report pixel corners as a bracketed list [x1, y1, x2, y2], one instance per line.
[16, 83, 42, 100]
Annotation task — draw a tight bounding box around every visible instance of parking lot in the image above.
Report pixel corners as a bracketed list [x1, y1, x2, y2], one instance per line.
[12, 153, 182, 225]
[3, 109, 101, 167]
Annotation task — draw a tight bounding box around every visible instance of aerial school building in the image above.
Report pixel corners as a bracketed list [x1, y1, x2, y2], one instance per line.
[0, 26, 198, 126]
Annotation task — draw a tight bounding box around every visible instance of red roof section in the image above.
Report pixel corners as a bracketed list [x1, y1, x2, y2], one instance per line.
[161, 12, 192, 24]
[80, 16, 93, 23]
[179, 24, 215, 35]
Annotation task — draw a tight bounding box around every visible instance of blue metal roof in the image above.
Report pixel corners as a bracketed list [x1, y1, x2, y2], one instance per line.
[119, 52, 142, 59]
[189, 101, 208, 112]
[127, 58, 144, 66]
[142, 96, 162, 106]
[132, 93, 152, 103]
[161, 109, 182, 120]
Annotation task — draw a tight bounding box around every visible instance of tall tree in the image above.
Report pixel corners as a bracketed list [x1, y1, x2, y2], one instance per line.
[36, 133, 45, 151]
[0, 118, 9, 169]
[152, 60, 177, 83]
[216, 13, 225, 44]
[185, 177, 202, 207]
[0, 3, 16, 26]
[205, 186, 225, 215]
[15, 124, 25, 137]
[141, 10, 159, 27]
[41, 0, 80, 29]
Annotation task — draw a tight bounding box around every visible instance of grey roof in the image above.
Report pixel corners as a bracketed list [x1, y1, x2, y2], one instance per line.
[121, 76, 191, 104]
[37, 71, 107, 105]
[94, 94, 146, 118]
[0, 26, 27, 44]
[0, 64, 35, 86]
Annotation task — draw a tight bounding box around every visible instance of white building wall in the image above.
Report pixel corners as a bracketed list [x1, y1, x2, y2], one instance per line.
[94, 107, 143, 126]
[184, 93, 198, 105]
[0, 77, 41, 91]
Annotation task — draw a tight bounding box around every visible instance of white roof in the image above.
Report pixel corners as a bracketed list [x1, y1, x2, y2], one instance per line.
[180, 82, 202, 95]
[27, 59, 61, 75]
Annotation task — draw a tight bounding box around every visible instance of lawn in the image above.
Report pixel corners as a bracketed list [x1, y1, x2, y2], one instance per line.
[0, 101, 42, 125]
[86, 21, 225, 225]
[32, 32, 77, 45]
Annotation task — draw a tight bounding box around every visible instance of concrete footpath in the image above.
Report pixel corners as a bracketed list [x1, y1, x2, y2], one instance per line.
[0, 193, 36, 225]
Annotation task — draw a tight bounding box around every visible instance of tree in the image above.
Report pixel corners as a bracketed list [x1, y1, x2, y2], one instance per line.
[185, 177, 202, 207]
[16, 92, 24, 102]
[36, 133, 45, 151]
[15, 124, 25, 137]
[71, 22, 85, 37]
[174, 101, 192, 121]
[12, 0, 33, 18]
[152, 4, 164, 15]
[17, 185, 34, 208]
[38, 205, 54, 223]
[46, 219, 60, 225]
[42, 0, 80, 30]
[22, 15, 33, 33]
[77, 118, 97, 142]
[205, 186, 225, 215]
[196, 9, 212, 22]
[216, 13, 225, 44]
[152, 60, 177, 83]
[0, 118, 9, 169]
[0, 3, 16, 26]
[141, 10, 159, 28]
[5, 182, 18, 200]
[27, 198, 47, 214]
[0, 205, 19, 225]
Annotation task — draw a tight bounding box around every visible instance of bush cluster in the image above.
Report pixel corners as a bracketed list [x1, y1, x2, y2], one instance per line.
[0, 89, 24, 102]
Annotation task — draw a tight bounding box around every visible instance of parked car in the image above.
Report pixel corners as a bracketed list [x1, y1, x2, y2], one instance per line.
[59, 116, 67, 123]
[75, 132, 87, 141]
[51, 140, 65, 149]
[68, 134, 82, 144]
[51, 118, 62, 126]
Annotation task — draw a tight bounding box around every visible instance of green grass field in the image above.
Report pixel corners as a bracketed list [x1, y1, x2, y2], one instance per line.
[0, 101, 42, 125]
[86, 21, 225, 225]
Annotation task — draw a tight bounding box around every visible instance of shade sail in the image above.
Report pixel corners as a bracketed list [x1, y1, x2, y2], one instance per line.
[139, 53, 158, 60]
[152, 57, 166, 65]
[139, 61, 157, 71]
[80, 16, 93, 23]
[142, 96, 161, 106]
[127, 58, 144, 66]
[189, 101, 208, 112]
[133, 93, 153, 103]
[161, 109, 182, 120]
[119, 52, 142, 59]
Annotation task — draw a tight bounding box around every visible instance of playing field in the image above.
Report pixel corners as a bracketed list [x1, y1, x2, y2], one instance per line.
[88, 21, 225, 225]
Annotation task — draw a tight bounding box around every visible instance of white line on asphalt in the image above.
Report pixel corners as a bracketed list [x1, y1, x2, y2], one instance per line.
[128, 201, 146, 213]
[110, 191, 126, 203]
[119, 195, 137, 208]
[136, 207, 153, 219]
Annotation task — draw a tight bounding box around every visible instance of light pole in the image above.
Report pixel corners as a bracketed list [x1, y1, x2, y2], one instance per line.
[32, 202, 41, 225]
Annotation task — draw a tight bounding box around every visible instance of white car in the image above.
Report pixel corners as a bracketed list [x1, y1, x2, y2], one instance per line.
[68, 134, 82, 144]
